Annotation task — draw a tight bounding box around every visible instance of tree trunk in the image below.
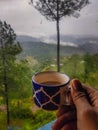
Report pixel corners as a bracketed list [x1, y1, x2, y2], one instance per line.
[4, 80, 10, 126]
[1, 42, 10, 126]
[56, 19, 60, 72]
[56, 0, 60, 72]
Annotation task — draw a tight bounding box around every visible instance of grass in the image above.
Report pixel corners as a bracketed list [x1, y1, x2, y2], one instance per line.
[0, 104, 56, 130]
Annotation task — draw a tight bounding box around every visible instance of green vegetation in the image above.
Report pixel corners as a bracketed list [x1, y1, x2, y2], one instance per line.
[0, 20, 98, 130]
[0, 52, 98, 130]
[18, 41, 85, 61]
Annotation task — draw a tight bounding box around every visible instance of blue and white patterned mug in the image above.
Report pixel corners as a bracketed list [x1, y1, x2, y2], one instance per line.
[32, 71, 70, 110]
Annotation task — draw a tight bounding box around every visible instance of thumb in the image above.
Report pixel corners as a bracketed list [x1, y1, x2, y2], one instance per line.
[70, 79, 91, 110]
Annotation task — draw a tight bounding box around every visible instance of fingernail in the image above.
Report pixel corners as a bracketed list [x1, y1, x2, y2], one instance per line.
[72, 79, 83, 91]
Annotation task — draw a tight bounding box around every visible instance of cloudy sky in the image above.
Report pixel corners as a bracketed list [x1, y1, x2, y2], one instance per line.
[0, 0, 98, 38]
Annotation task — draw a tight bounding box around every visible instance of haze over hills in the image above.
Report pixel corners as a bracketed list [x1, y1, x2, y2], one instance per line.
[17, 35, 98, 60]
[17, 35, 41, 43]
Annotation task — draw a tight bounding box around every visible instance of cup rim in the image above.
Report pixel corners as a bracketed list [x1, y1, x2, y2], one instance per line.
[32, 71, 70, 88]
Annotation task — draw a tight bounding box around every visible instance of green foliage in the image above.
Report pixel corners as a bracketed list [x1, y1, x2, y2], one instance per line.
[9, 104, 56, 129]
[0, 21, 98, 129]
[8, 60, 33, 100]
[26, 109, 56, 130]
[83, 53, 98, 83]
[61, 53, 98, 86]
[0, 112, 7, 130]
[61, 54, 83, 78]
[0, 20, 22, 61]
[10, 107, 33, 119]
[0, 20, 22, 125]
[0, 20, 22, 96]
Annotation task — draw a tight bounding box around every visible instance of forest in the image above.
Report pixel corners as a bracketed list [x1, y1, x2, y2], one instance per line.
[0, 20, 98, 130]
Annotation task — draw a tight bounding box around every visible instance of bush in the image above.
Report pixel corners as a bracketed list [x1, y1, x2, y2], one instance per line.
[10, 107, 33, 119]
[29, 109, 56, 129]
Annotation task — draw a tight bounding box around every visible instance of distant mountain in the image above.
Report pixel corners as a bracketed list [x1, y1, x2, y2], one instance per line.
[17, 35, 42, 42]
[49, 34, 98, 46]
[18, 41, 84, 60]
[17, 35, 98, 60]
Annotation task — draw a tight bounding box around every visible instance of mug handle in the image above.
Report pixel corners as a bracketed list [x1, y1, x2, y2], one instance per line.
[60, 86, 74, 106]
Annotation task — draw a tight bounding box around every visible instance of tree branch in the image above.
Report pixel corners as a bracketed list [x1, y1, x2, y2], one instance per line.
[42, 0, 57, 20]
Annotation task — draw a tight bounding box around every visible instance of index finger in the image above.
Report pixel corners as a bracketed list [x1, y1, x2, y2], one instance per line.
[83, 84, 98, 106]
[57, 105, 76, 118]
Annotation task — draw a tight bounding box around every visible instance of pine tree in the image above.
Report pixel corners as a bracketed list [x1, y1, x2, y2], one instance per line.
[30, 0, 89, 71]
[0, 20, 22, 126]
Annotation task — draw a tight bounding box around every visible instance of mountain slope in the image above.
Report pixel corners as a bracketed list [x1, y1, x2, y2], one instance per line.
[17, 41, 84, 60]
[17, 35, 98, 60]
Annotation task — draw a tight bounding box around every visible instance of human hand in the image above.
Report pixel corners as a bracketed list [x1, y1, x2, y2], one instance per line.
[52, 105, 77, 130]
[52, 79, 98, 130]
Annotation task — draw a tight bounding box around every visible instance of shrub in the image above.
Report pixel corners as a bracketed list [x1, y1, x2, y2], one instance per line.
[10, 107, 33, 119]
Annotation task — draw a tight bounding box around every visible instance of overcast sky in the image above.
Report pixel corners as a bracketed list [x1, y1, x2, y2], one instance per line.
[0, 0, 98, 38]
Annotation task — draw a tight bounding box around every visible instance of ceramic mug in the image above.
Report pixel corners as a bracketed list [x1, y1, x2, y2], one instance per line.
[32, 71, 70, 110]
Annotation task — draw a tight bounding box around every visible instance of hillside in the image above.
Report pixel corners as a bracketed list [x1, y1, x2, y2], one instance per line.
[17, 35, 98, 60]
[17, 41, 84, 60]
